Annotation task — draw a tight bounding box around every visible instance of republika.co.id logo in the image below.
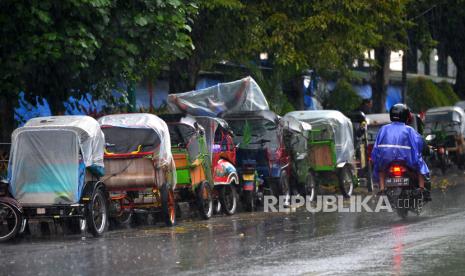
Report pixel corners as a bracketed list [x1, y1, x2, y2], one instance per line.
[264, 195, 396, 213]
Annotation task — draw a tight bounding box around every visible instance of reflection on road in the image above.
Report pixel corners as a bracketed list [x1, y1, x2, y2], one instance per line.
[1, 172, 465, 275]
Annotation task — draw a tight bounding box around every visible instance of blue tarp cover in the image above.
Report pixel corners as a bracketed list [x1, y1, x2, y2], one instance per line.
[371, 122, 429, 180]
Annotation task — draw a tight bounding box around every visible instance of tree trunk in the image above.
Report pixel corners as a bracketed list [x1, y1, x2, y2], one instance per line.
[44, 93, 66, 115]
[290, 76, 305, 110]
[454, 64, 465, 98]
[169, 57, 200, 93]
[371, 46, 391, 113]
[448, 51, 465, 98]
[0, 93, 16, 142]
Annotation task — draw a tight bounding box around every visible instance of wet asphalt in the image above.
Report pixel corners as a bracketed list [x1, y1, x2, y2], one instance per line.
[1, 171, 465, 276]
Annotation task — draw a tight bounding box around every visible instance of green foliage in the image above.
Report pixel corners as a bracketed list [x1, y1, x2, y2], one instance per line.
[325, 79, 361, 114]
[407, 77, 458, 112]
[437, 81, 460, 104]
[246, 1, 387, 74]
[0, 0, 197, 112]
[427, 0, 465, 94]
[249, 65, 295, 115]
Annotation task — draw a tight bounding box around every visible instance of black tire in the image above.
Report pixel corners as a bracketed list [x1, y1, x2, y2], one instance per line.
[86, 187, 109, 237]
[396, 207, 409, 219]
[161, 183, 176, 226]
[367, 163, 374, 192]
[440, 155, 447, 175]
[243, 190, 255, 212]
[338, 166, 354, 198]
[196, 181, 213, 220]
[220, 184, 237, 215]
[113, 211, 132, 226]
[302, 171, 317, 202]
[111, 197, 133, 227]
[64, 218, 87, 234]
[278, 171, 290, 204]
[0, 201, 21, 242]
[214, 200, 222, 214]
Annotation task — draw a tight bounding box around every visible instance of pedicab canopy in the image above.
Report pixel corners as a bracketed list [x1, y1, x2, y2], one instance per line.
[286, 110, 355, 164]
[222, 110, 281, 151]
[160, 114, 205, 162]
[424, 106, 465, 136]
[8, 115, 105, 205]
[98, 113, 174, 167]
[281, 115, 312, 158]
[98, 113, 176, 188]
[281, 115, 312, 134]
[167, 76, 269, 116]
[194, 116, 231, 159]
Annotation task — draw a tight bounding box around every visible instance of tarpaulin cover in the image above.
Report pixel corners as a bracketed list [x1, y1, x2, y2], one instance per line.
[194, 116, 229, 161]
[286, 110, 355, 164]
[167, 76, 269, 116]
[101, 127, 161, 154]
[24, 115, 105, 168]
[424, 106, 465, 136]
[164, 115, 204, 162]
[281, 116, 312, 134]
[98, 113, 176, 188]
[282, 115, 312, 159]
[370, 122, 429, 180]
[8, 115, 104, 205]
[98, 113, 174, 166]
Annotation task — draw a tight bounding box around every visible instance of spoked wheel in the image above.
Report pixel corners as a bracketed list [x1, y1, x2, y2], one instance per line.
[86, 187, 109, 237]
[213, 200, 222, 215]
[220, 184, 237, 215]
[338, 166, 354, 198]
[161, 183, 176, 226]
[112, 197, 133, 227]
[114, 211, 132, 226]
[279, 171, 290, 205]
[302, 171, 317, 202]
[0, 201, 21, 242]
[196, 181, 213, 220]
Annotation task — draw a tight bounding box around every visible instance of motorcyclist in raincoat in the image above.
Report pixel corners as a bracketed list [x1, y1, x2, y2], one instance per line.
[371, 104, 430, 199]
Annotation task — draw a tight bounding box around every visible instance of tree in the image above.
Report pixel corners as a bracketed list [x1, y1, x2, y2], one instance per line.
[364, 0, 410, 113]
[0, 0, 196, 140]
[168, 0, 248, 93]
[406, 77, 456, 112]
[427, 0, 465, 97]
[325, 79, 362, 114]
[170, 0, 388, 110]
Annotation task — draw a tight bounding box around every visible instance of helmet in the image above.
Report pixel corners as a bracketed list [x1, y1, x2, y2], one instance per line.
[390, 103, 410, 123]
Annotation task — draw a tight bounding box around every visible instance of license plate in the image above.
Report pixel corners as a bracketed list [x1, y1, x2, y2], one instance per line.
[243, 182, 254, 191]
[36, 208, 46, 215]
[242, 174, 254, 181]
[385, 177, 409, 186]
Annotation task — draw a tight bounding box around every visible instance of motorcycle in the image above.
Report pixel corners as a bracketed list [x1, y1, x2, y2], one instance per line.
[383, 162, 430, 218]
[425, 133, 451, 175]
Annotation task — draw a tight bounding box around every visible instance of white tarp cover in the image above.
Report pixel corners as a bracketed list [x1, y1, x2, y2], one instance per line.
[281, 115, 312, 134]
[24, 115, 105, 168]
[98, 113, 176, 185]
[425, 106, 465, 136]
[9, 115, 104, 205]
[98, 113, 174, 167]
[194, 116, 230, 162]
[286, 110, 355, 164]
[167, 76, 269, 116]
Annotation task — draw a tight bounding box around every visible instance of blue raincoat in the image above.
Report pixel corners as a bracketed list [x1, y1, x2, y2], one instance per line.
[371, 122, 429, 180]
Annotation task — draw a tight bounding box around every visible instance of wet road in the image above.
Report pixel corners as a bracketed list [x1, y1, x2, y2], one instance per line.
[2, 172, 465, 275]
